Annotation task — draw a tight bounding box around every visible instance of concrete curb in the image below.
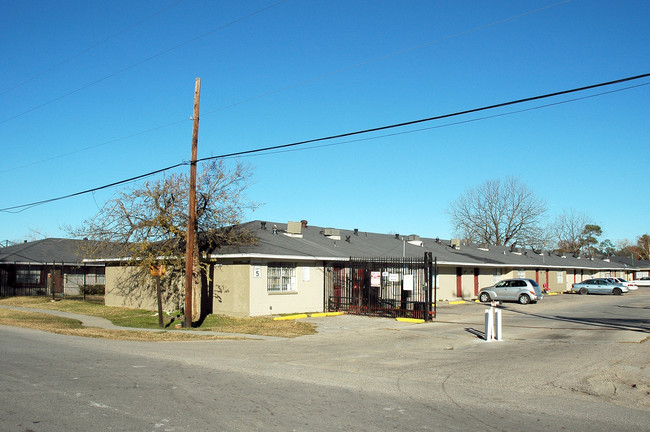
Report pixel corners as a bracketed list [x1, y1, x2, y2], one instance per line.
[395, 317, 424, 324]
[273, 311, 345, 321]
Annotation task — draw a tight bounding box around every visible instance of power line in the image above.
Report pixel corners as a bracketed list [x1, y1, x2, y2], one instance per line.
[1, 72, 648, 214]
[0, 0, 186, 96]
[0, 162, 186, 213]
[3, 0, 569, 172]
[0, 1, 287, 125]
[196, 73, 650, 163]
[225, 82, 650, 160]
[201, 0, 573, 116]
[0, 119, 188, 174]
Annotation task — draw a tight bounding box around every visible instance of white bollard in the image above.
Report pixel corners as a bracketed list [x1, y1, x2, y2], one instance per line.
[494, 308, 503, 341]
[484, 308, 494, 341]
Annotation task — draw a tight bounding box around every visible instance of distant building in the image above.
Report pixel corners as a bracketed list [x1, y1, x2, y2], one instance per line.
[102, 220, 646, 318]
[0, 238, 105, 297]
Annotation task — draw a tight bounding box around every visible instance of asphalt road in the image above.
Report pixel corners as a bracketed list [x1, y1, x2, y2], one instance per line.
[1, 290, 648, 431]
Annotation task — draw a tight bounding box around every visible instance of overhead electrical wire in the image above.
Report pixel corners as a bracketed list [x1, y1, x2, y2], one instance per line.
[196, 73, 650, 163]
[0, 0, 287, 125]
[201, 0, 573, 117]
[2, 0, 571, 172]
[1, 162, 186, 213]
[1, 72, 648, 214]
[0, 0, 186, 96]
[223, 82, 650, 160]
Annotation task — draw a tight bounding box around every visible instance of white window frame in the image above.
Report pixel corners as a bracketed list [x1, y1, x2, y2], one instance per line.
[517, 269, 526, 278]
[267, 264, 297, 292]
[556, 271, 564, 283]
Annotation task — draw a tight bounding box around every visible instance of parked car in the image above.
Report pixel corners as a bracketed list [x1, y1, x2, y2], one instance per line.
[478, 278, 543, 304]
[628, 276, 650, 288]
[571, 278, 629, 295]
[607, 277, 637, 290]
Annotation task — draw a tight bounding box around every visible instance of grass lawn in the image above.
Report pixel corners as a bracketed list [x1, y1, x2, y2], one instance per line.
[0, 296, 316, 340]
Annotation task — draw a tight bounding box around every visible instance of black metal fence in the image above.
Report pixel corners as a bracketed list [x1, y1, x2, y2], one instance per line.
[325, 253, 436, 320]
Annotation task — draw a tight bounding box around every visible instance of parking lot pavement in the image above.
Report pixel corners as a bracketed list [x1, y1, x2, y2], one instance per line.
[304, 288, 650, 345]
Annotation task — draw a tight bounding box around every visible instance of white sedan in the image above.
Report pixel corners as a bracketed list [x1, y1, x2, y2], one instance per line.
[628, 276, 650, 288]
[608, 277, 637, 290]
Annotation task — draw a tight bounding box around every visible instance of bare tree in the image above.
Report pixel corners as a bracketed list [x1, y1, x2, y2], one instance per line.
[69, 160, 257, 324]
[447, 177, 547, 247]
[550, 210, 600, 254]
[620, 234, 650, 260]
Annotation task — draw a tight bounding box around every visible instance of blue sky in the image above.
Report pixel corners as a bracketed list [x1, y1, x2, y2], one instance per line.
[1, 0, 648, 245]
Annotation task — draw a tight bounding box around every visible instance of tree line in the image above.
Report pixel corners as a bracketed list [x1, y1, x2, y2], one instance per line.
[447, 177, 649, 260]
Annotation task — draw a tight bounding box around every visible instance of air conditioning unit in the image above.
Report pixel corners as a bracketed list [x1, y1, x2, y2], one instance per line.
[284, 221, 303, 238]
[323, 228, 340, 240]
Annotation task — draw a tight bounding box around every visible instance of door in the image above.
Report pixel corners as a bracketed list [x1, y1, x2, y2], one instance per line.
[492, 280, 509, 299]
[508, 280, 527, 300]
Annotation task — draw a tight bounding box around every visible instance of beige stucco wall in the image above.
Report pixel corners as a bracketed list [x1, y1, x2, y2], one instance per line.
[105, 265, 183, 312]
[210, 263, 251, 317]
[435, 266, 457, 301]
[249, 262, 325, 317]
[208, 261, 325, 317]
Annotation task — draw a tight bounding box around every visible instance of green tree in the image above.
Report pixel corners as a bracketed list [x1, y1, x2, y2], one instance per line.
[69, 160, 257, 323]
[581, 224, 603, 255]
[599, 239, 616, 256]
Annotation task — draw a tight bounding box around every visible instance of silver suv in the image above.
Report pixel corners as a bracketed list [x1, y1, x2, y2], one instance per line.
[478, 278, 543, 305]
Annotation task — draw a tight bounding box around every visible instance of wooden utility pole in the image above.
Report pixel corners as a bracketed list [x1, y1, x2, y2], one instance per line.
[184, 77, 201, 328]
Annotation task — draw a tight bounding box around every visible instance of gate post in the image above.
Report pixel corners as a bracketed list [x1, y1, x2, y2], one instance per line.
[424, 252, 433, 322]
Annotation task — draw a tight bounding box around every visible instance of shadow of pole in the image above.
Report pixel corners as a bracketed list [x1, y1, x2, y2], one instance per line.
[465, 327, 486, 339]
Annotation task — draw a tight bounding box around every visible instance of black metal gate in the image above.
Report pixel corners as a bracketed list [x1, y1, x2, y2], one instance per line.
[325, 253, 436, 320]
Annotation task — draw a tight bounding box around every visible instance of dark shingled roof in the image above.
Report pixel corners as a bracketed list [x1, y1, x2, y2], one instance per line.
[0, 238, 90, 265]
[209, 221, 634, 270]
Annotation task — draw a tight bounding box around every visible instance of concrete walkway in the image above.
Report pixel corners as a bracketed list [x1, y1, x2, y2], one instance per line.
[0, 305, 283, 340]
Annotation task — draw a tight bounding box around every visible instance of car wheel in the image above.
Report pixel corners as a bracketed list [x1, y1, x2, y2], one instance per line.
[518, 294, 531, 305]
[479, 292, 491, 302]
[613, 287, 623, 295]
[579, 287, 588, 295]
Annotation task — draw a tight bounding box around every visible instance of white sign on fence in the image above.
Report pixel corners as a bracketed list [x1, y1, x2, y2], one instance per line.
[403, 274, 414, 291]
[370, 271, 381, 287]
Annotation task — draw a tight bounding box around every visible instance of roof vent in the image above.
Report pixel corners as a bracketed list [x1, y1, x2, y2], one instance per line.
[261, 221, 267, 230]
[354, 228, 359, 236]
[301, 220, 308, 228]
[345, 235, 351, 243]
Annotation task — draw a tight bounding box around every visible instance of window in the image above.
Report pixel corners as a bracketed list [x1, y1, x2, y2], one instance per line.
[492, 269, 502, 283]
[557, 271, 564, 283]
[518, 269, 526, 278]
[16, 269, 41, 285]
[267, 264, 296, 292]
